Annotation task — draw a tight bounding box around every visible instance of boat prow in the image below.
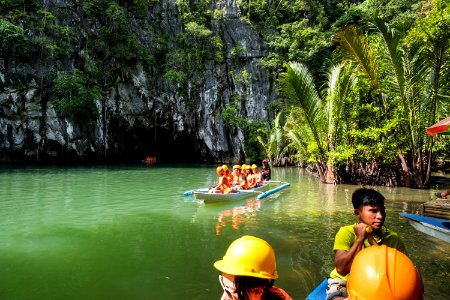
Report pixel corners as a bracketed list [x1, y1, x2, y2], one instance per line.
[400, 212, 450, 243]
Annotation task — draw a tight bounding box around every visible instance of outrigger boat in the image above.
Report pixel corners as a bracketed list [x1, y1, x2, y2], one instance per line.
[400, 212, 450, 243]
[184, 181, 290, 203]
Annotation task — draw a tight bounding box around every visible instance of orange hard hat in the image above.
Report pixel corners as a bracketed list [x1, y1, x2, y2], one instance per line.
[347, 245, 423, 300]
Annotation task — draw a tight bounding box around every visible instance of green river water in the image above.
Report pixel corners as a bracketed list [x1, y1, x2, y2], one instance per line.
[0, 165, 449, 299]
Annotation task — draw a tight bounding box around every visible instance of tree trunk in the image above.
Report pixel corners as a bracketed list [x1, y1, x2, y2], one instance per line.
[316, 161, 337, 184]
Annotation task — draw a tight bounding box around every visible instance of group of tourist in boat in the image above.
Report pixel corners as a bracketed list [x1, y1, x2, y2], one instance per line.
[209, 160, 271, 194]
[212, 188, 425, 300]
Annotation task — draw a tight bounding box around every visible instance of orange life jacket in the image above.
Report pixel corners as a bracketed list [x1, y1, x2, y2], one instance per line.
[233, 173, 243, 185]
[245, 173, 256, 189]
[253, 170, 262, 184]
[225, 171, 234, 187]
[218, 176, 231, 194]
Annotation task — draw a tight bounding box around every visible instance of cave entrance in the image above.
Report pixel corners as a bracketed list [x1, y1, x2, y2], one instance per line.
[128, 127, 208, 163]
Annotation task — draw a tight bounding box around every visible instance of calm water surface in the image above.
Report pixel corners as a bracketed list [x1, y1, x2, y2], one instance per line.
[0, 165, 449, 299]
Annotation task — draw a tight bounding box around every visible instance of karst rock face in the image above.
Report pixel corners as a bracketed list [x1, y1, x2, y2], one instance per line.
[0, 0, 275, 164]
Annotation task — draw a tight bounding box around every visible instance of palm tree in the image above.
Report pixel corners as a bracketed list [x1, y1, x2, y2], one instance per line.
[334, 10, 450, 187]
[278, 62, 354, 183]
[256, 112, 290, 165]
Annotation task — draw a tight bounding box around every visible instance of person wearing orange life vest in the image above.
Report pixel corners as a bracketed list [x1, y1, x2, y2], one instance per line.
[346, 245, 424, 300]
[214, 235, 293, 300]
[232, 165, 245, 191]
[222, 165, 234, 188]
[210, 166, 223, 189]
[210, 166, 232, 194]
[251, 164, 263, 186]
[241, 164, 247, 185]
[244, 165, 257, 189]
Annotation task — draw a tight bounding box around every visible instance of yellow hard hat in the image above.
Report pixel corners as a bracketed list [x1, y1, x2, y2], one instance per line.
[347, 245, 423, 300]
[251, 164, 257, 169]
[222, 165, 229, 171]
[216, 166, 223, 173]
[213, 235, 278, 279]
[245, 165, 252, 170]
[233, 165, 241, 170]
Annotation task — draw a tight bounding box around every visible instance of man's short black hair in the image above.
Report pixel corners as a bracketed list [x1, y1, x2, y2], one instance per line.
[352, 188, 385, 209]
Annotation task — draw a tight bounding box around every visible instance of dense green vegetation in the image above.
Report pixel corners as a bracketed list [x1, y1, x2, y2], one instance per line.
[51, 69, 100, 128]
[0, 0, 448, 186]
[270, 0, 450, 187]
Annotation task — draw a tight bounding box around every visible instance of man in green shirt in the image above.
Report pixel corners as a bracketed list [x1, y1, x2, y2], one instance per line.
[326, 188, 406, 300]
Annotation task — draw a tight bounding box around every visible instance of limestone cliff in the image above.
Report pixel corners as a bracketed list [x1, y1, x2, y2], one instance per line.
[0, 0, 276, 163]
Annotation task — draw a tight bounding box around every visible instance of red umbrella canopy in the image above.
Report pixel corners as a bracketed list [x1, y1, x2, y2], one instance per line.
[427, 116, 450, 135]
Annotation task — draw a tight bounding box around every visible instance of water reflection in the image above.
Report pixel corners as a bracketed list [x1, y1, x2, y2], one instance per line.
[0, 166, 448, 300]
[215, 198, 262, 235]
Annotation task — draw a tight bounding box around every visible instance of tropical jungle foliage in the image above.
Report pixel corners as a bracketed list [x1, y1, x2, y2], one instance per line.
[273, 0, 450, 187]
[51, 69, 100, 129]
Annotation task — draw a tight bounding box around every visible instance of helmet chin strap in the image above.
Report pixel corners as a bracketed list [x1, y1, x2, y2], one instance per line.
[219, 275, 238, 299]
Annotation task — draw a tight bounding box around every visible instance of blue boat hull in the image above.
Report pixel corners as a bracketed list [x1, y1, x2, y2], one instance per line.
[400, 213, 450, 243]
[306, 278, 328, 300]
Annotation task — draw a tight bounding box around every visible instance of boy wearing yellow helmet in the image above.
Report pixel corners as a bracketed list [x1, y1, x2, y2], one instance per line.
[326, 188, 406, 300]
[214, 236, 292, 300]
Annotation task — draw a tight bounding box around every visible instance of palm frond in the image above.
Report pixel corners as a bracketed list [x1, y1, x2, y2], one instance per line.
[368, 17, 406, 99]
[256, 112, 290, 161]
[281, 62, 322, 121]
[326, 63, 355, 130]
[324, 63, 356, 150]
[334, 26, 381, 91]
[279, 62, 326, 157]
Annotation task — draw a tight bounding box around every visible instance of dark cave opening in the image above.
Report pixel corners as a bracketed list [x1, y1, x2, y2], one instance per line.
[118, 126, 212, 164]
